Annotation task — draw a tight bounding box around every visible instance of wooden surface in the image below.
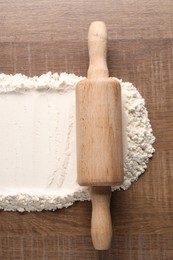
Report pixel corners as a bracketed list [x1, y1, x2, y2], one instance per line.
[0, 0, 173, 259]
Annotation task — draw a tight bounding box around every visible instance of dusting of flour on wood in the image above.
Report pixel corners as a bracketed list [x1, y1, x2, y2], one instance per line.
[0, 72, 155, 212]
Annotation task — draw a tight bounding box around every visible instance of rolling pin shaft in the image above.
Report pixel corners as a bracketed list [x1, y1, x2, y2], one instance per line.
[76, 21, 123, 250]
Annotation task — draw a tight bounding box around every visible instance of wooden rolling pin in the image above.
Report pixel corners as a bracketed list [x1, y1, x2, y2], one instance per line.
[76, 21, 124, 250]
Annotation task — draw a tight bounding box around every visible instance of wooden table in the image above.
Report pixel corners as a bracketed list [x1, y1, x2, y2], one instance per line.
[0, 0, 173, 259]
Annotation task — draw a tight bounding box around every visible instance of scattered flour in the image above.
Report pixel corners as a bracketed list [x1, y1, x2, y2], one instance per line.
[0, 72, 155, 212]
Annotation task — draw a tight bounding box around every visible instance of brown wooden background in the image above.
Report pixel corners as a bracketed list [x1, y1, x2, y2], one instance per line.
[0, 0, 173, 259]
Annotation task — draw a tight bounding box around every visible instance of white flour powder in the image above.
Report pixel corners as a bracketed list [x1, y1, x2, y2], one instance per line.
[0, 72, 155, 212]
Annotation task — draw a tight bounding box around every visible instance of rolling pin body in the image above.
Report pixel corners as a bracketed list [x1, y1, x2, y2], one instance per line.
[76, 77, 123, 186]
[76, 21, 123, 250]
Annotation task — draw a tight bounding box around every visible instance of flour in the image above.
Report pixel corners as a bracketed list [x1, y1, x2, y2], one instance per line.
[112, 80, 155, 191]
[0, 72, 155, 212]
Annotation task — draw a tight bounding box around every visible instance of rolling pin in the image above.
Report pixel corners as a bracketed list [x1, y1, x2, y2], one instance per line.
[76, 21, 124, 250]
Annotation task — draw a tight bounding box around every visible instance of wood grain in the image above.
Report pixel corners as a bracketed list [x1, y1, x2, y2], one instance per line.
[0, 0, 173, 259]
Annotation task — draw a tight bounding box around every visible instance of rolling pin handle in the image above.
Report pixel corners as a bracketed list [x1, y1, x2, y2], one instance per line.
[87, 21, 109, 79]
[91, 186, 112, 250]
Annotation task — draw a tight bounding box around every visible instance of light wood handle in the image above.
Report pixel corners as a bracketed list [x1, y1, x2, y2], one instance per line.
[87, 21, 109, 79]
[91, 186, 112, 250]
